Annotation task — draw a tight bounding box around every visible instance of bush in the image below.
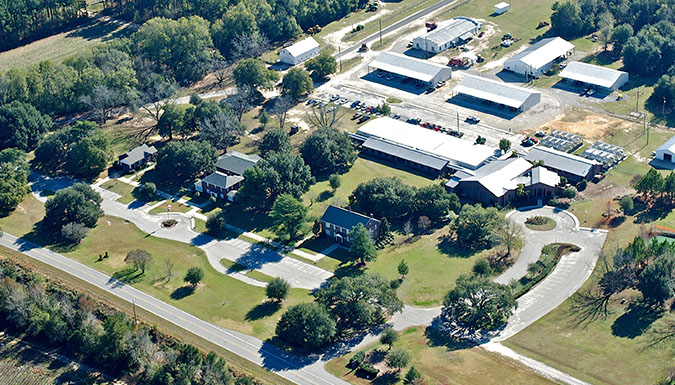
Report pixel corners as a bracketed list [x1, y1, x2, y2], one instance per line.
[348, 351, 365, 369]
[184, 267, 204, 286]
[61, 222, 89, 244]
[577, 179, 588, 191]
[266, 277, 290, 302]
[562, 186, 578, 199]
[358, 362, 379, 377]
[472, 259, 491, 276]
[205, 211, 228, 237]
[620, 196, 634, 213]
[525, 216, 548, 226]
[137, 182, 157, 201]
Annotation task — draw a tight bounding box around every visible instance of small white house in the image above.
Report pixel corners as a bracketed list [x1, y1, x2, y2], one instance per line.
[656, 136, 675, 164]
[279, 37, 320, 65]
[494, 2, 510, 14]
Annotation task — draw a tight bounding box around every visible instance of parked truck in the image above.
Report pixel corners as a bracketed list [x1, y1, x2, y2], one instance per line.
[425, 21, 438, 31]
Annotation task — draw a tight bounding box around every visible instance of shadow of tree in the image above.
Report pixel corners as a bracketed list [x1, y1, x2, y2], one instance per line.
[424, 325, 477, 351]
[611, 301, 664, 338]
[245, 301, 281, 321]
[436, 235, 475, 258]
[372, 372, 400, 385]
[317, 190, 335, 202]
[170, 286, 195, 300]
[333, 263, 364, 279]
[112, 266, 143, 284]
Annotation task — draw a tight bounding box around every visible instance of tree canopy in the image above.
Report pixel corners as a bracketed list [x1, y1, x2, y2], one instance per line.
[155, 141, 217, 186]
[269, 194, 307, 240]
[300, 127, 356, 176]
[451, 204, 501, 249]
[305, 51, 338, 79]
[233, 59, 279, 89]
[281, 68, 314, 99]
[258, 127, 292, 157]
[275, 302, 336, 350]
[0, 101, 52, 151]
[43, 183, 103, 234]
[348, 223, 377, 265]
[350, 177, 416, 220]
[0, 148, 29, 214]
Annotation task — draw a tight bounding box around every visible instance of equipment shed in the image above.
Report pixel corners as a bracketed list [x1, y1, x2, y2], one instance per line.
[412, 17, 482, 53]
[452, 74, 541, 111]
[559, 61, 629, 91]
[504, 37, 575, 78]
[368, 52, 452, 87]
[656, 136, 675, 164]
[279, 37, 320, 65]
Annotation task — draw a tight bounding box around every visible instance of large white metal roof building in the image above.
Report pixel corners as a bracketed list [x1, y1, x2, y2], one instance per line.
[452, 74, 541, 111]
[279, 37, 320, 65]
[412, 17, 481, 53]
[356, 117, 495, 170]
[559, 61, 629, 91]
[368, 52, 452, 86]
[504, 37, 575, 77]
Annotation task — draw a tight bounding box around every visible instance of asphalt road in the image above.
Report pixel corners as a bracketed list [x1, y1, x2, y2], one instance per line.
[335, 0, 461, 58]
[0, 231, 350, 385]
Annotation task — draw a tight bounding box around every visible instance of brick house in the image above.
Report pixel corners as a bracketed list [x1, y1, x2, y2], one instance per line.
[320, 205, 381, 245]
[194, 173, 244, 201]
[119, 144, 157, 171]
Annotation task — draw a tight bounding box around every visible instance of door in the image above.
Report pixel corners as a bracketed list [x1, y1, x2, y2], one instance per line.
[665, 153, 672, 162]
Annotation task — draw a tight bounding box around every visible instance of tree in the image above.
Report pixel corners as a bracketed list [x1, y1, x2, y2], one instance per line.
[138, 74, 179, 124]
[397, 259, 409, 278]
[301, 127, 356, 175]
[137, 183, 157, 202]
[380, 328, 399, 350]
[499, 139, 511, 153]
[550, 1, 584, 39]
[386, 348, 411, 372]
[329, 174, 342, 191]
[0, 148, 29, 214]
[404, 366, 423, 384]
[493, 219, 524, 258]
[0, 101, 51, 151]
[271, 96, 295, 130]
[305, 51, 337, 79]
[598, 11, 615, 50]
[200, 111, 246, 151]
[439, 275, 517, 335]
[237, 151, 314, 211]
[233, 59, 279, 89]
[225, 86, 258, 122]
[155, 141, 217, 186]
[269, 194, 307, 240]
[258, 127, 292, 157]
[376, 102, 391, 116]
[472, 259, 491, 276]
[349, 223, 377, 265]
[637, 253, 675, 305]
[314, 274, 403, 332]
[157, 104, 185, 140]
[451, 204, 500, 249]
[205, 211, 228, 237]
[636, 168, 664, 199]
[266, 277, 290, 302]
[403, 220, 413, 237]
[258, 110, 269, 128]
[417, 216, 431, 233]
[80, 86, 124, 124]
[620, 196, 634, 213]
[44, 183, 103, 234]
[415, 185, 460, 223]
[350, 177, 416, 220]
[275, 302, 336, 350]
[610, 23, 634, 52]
[230, 31, 271, 61]
[184, 267, 204, 287]
[563, 186, 578, 199]
[305, 104, 344, 130]
[281, 68, 314, 99]
[66, 136, 110, 179]
[61, 222, 89, 244]
[125, 249, 152, 274]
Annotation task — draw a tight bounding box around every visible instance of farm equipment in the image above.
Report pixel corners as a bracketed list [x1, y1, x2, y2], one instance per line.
[448, 57, 473, 68]
[367, 2, 378, 11]
[425, 21, 438, 32]
[476, 54, 485, 63]
[359, 43, 369, 52]
[352, 24, 364, 33]
[537, 20, 550, 29]
[307, 25, 322, 34]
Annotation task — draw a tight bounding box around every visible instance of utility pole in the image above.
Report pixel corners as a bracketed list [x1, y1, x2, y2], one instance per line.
[663, 97, 667, 116]
[645, 114, 649, 145]
[339, 46, 342, 72]
[456, 110, 460, 131]
[636, 87, 640, 113]
[132, 298, 138, 329]
[379, 19, 382, 45]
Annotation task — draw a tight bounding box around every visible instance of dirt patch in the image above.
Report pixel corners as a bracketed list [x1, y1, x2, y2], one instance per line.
[582, 175, 634, 200]
[542, 113, 629, 139]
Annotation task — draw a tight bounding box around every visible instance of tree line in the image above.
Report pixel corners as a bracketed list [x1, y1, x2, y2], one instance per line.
[0, 258, 254, 385]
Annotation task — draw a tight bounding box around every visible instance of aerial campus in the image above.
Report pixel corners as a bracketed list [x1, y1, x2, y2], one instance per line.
[0, 0, 674, 384]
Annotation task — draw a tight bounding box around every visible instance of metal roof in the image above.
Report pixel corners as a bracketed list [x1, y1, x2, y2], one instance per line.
[525, 146, 600, 177]
[120, 144, 157, 167]
[559, 61, 628, 89]
[505, 37, 575, 70]
[418, 17, 481, 45]
[656, 136, 675, 154]
[216, 151, 261, 176]
[363, 137, 449, 171]
[368, 52, 451, 83]
[282, 37, 319, 58]
[201, 172, 243, 189]
[320, 205, 379, 229]
[453, 74, 540, 109]
[357, 117, 495, 170]
[461, 157, 533, 197]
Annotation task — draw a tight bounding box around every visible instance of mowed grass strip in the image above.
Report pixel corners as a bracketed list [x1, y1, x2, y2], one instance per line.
[326, 327, 556, 385]
[149, 201, 193, 215]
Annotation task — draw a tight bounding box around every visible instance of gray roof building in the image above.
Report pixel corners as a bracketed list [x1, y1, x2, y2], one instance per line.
[524, 146, 602, 182]
[321, 205, 378, 230]
[216, 151, 262, 176]
[201, 172, 244, 190]
[368, 52, 452, 86]
[453, 74, 541, 111]
[413, 17, 482, 53]
[362, 138, 448, 172]
[559, 61, 629, 91]
[120, 144, 157, 169]
[504, 37, 575, 77]
[655, 136, 675, 164]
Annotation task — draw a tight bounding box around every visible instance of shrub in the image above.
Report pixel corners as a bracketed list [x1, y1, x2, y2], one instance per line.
[61, 222, 89, 244]
[620, 196, 634, 213]
[472, 259, 491, 276]
[206, 211, 228, 237]
[525, 216, 548, 226]
[358, 362, 379, 377]
[137, 183, 157, 201]
[348, 351, 365, 369]
[577, 179, 588, 191]
[266, 277, 290, 302]
[562, 186, 578, 199]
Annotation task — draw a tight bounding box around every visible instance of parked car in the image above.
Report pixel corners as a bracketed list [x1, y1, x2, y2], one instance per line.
[535, 130, 546, 137]
[392, 114, 401, 119]
[352, 113, 362, 120]
[466, 115, 480, 124]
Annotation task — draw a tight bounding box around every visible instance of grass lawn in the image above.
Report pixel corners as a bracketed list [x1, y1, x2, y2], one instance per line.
[149, 201, 193, 215]
[0, 19, 135, 72]
[326, 327, 556, 385]
[101, 179, 137, 204]
[0, 194, 45, 235]
[297, 236, 336, 255]
[524, 216, 556, 231]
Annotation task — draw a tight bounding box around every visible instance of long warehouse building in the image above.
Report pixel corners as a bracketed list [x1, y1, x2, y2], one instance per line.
[452, 74, 541, 111]
[368, 52, 452, 87]
[504, 37, 575, 78]
[412, 17, 482, 53]
[353, 117, 496, 174]
[559, 61, 629, 91]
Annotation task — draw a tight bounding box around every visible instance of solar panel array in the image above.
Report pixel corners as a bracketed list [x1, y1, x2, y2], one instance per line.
[539, 129, 583, 153]
[582, 141, 625, 168]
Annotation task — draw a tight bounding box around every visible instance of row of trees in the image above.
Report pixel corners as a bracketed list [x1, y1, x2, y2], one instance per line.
[634, 168, 675, 203]
[0, 258, 248, 384]
[0, 149, 30, 214]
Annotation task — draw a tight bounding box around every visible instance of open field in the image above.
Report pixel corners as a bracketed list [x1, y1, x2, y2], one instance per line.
[0, 246, 294, 385]
[0, 19, 135, 72]
[100, 178, 137, 204]
[326, 327, 555, 385]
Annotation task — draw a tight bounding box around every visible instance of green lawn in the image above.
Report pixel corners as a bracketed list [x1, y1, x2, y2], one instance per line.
[0, 194, 45, 235]
[149, 201, 193, 215]
[0, 19, 134, 72]
[524, 216, 556, 231]
[101, 179, 136, 204]
[326, 327, 556, 385]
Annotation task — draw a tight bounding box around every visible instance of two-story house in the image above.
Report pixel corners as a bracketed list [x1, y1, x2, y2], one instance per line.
[194, 151, 261, 201]
[320, 205, 381, 245]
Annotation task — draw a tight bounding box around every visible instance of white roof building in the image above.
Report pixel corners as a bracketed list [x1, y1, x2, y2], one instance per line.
[494, 2, 510, 14]
[356, 117, 495, 170]
[655, 136, 675, 164]
[453, 74, 541, 111]
[559, 61, 629, 91]
[368, 52, 452, 86]
[412, 17, 482, 53]
[279, 37, 320, 65]
[504, 37, 575, 77]
[525, 146, 603, 182]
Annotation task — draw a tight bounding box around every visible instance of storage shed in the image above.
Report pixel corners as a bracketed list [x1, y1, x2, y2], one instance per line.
[368, 52, 452, 87]
[494, 2, 510, 14]
[655, 136, 675, 164]
[504, 37, 575, 78]
[452, 74, 541, 112]
[559, 61, 629, 91]
[279, 37, 320, 65]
